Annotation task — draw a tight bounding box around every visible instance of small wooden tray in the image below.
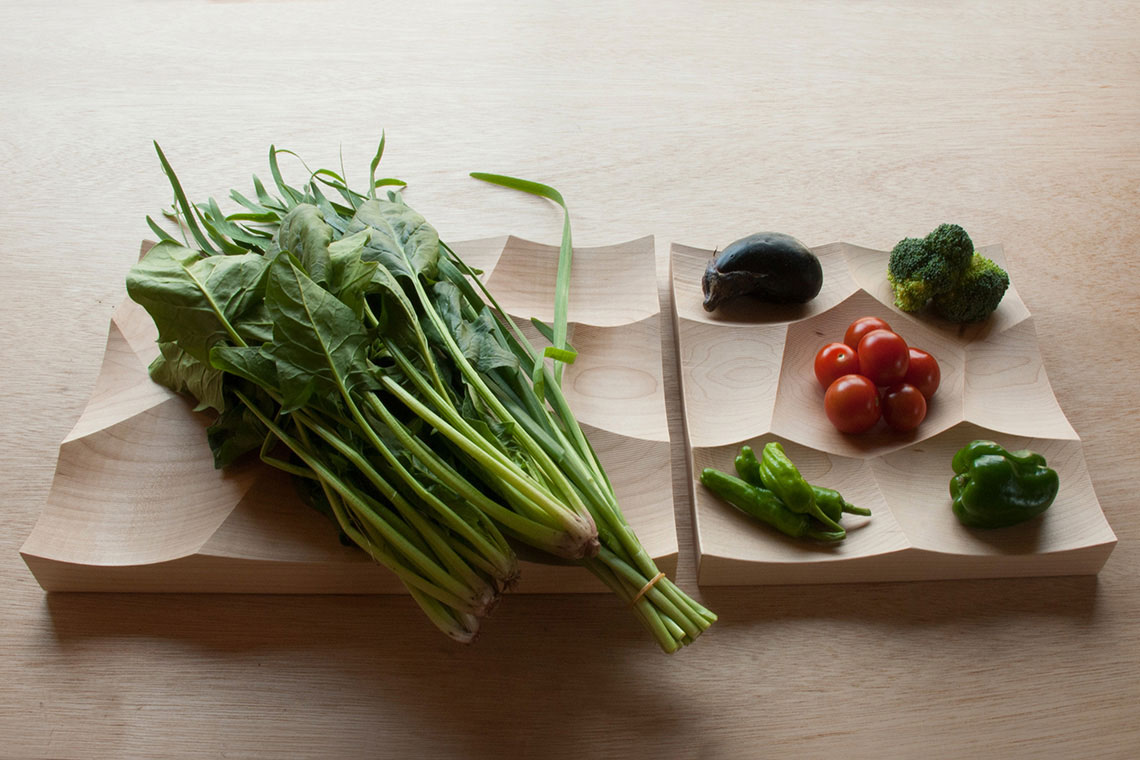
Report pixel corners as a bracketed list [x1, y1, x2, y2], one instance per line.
[670, 240, 1116, 585]
[21, 236, 678, 594]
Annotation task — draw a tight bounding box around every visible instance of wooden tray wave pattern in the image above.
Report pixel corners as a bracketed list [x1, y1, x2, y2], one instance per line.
[670, 241, 1117, 585]
[20, 236, 678, 594]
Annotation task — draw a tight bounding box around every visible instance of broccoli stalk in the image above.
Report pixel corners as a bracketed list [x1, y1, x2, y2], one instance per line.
[886, 223, 1008, 322]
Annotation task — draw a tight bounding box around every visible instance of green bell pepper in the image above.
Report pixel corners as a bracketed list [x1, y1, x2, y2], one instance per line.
[949, 440, 1059, 529]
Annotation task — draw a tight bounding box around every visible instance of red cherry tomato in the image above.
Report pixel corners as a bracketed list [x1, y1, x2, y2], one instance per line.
[824, 374, 882, 433]
[881, 383, 927, 432]
[857, 329, 909, 386]
[813, 342, 861, 389]
[844, 316, 893, 350]
[904, 347, 940, 400]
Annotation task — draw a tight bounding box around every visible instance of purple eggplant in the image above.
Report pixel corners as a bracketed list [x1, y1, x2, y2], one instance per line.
[702, 232, 822, 311]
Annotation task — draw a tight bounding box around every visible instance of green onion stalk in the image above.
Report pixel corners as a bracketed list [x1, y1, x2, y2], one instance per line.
[126, 137, 714, 652]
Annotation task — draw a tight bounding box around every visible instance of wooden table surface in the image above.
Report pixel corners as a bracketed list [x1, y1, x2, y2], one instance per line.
[3, 1, 1138, 757]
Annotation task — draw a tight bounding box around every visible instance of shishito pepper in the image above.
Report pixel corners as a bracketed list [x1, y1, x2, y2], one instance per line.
[949, 440, 1059, 529]
[756, 442, 845, 532]
[700, 468, 845, 542]
[812, 485, 873, 523]
[734, 445, 870, 524]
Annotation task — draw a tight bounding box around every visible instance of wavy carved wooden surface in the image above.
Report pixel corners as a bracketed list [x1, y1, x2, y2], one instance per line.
[20, 236, 677, 593]
[671, 241, 1116, 585]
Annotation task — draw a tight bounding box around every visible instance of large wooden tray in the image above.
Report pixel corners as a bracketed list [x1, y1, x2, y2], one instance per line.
[670, 240, 1117, 585]
[21, 236, 678, 593]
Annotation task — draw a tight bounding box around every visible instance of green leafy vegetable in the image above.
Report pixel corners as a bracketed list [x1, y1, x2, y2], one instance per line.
[150, 341, 225, 414]
[129, 139, 714, 653]
[125, 242, 271, 363]
[262, 251, 378, 412]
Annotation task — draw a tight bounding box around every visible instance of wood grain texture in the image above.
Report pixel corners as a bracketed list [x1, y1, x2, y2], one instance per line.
[3, 0, 1139, 758]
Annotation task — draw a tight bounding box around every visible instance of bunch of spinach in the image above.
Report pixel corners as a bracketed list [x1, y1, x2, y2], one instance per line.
[126, 139, 715, 652]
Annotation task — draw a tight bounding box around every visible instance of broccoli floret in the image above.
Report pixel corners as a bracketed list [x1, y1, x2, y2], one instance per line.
[886, 224, 975, 312]
[887, 238, 940, 311]
[923, 223, 975, 272]
[931, 253, 1010, 323]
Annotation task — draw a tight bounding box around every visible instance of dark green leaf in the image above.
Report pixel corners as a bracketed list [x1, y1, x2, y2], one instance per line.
[269, 145, 304, 207]
[368, 133, 387, 200]
[252, 175, 276, 207]
[458, 390, 524, 468]
[307, 183, 351, 236]
[328, 229, 377, 318]
[312, 168, 368, 206]
[275, 204, 333, 286]
[432, 282, 520, 374]
[228, 188, 279, 218]
[145, 216, 178, 244]
[348, 198, 440, 280]
[198, 197, 272, 251]
[153, 142, 221, 255]
[126, 241, 270, 363]
[209, 345, 280, 393]
[149, 341, 226, 413]
[233, 302, 274, 346]
[206, 390, 271, 468]
[440, 242, 540, 369]
[263, 253, 378, 413]
[436, 255, 487, 313]
[368, 257, 425, 347]
[187, 197, 248, 255]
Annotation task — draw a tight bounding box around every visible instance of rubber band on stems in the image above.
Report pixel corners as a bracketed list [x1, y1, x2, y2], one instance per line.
[630, 571, 666, 606]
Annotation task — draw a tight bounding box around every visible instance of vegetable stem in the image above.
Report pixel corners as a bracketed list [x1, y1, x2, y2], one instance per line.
[379, 374, 599, 558]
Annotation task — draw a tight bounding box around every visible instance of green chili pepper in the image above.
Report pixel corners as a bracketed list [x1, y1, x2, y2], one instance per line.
[735, 445, 870, 522]
[700, 468, 845, 542]
[756, 442, 845, 532]
[734, 445, 766, 486]
[949, 440, 1059, 529]
[812, 485, 872, 523]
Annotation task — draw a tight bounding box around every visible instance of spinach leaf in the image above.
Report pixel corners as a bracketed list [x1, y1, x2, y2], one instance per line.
[205, 389, 270, 468]
[275, 204, 333, 287]
[209, 344, 280, 394]
[327, 228, 377, 318]
[263, 253, 378, 413]
[349, 198, 440, 280]
[431, 282, 519, 374]
[126, 241, 270, 363]
[149, 341, 226, 413]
